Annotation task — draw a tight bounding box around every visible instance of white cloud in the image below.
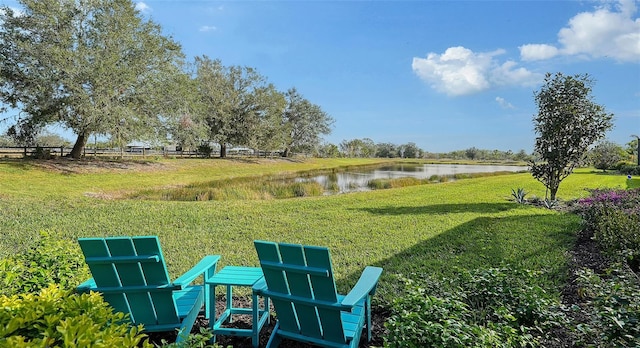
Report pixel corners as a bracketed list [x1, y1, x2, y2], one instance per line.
[135, 2, 151, 13]
[199, 25, 217, 32]
[495, 97, 515, 109]
[520, 0, 640, 62]
[519, 44, 559, 61]
[412, 46, 542, 96]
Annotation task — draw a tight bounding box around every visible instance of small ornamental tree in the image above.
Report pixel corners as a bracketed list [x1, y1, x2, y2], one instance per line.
[530, 73, 613, 201]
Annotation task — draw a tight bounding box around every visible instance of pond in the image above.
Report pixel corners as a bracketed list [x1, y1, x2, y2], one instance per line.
[299, 163, 529, 194]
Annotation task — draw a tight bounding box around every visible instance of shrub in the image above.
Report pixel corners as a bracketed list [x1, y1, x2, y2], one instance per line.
[385, 268, 567, 347]
[0, 285, 151, 347]
[0, 231, 90, 296]
[197, 144, 213, 158]
[618, 164, 640, 176]
[574, 266, 640, 347]
[575, 188, 640, 270]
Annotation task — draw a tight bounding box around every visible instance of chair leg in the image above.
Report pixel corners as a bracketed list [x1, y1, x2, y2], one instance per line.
[366, 295, 372, 342]
[265, 322, 282, 348]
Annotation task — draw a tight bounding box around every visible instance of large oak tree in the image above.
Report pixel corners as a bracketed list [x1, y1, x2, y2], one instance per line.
[0, 0, 186, 158]
[193, 56, 285, 158]
[281, 88, 334, 157]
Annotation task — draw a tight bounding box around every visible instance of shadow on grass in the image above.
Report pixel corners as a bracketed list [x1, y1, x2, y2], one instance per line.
[627, 177, 640, 189]
[338, 211, 578, 300]
[356, 202, 516, 215]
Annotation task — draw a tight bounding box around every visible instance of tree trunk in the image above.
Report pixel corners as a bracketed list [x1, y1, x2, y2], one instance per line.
[282, 147, 290, 158]
[69, 133, 89, 159]
[550, 187, 558, 201]
[220, 143, 227, 158]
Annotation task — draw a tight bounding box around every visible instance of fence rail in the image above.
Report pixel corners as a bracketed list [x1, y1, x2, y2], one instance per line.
[0, 146, 202, 159]
[0, 146, 286, 159]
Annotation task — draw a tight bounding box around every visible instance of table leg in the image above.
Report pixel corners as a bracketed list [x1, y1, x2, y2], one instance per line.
[226, 284, 233, 323]
[252, 291, 259, 348]
[209, 284, 217, 343]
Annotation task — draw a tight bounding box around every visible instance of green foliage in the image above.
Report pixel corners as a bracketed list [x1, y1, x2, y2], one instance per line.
[385, 268, 567, 347]
[575, 188, 640, 270]
[368, 177, 425, 189]
[574, 266, 640, 347]
[282, 88, 334, 157]
[133, 175, 326, 201]
[0, 231, 90, 296]
[0, 285, 152, 347]
[339, 138, 376, 158]
[618, 164, 640, 176]
[157, 328, 228, 348]
[197, 143, 214, 158]
[0, 0, 187, 158]
[193, 56, 288, 158]
[589, 140, 625, 171]
[529, 72, 614, 201]
[510, 188, 528, 204]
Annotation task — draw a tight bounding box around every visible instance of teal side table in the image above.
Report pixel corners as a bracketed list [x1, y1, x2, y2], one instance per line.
[207, 266, 270, 347]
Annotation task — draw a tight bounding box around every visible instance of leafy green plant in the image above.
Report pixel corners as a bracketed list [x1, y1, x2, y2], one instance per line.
[574, 266, 640, 347]
[157, 328, 229, 348]
[0, 285, 152, 347]
[197, 144, 214, 158]
[575, 188, 640, 270]
[543, 198, 558, 209]
[0, 231, 90, 296]
[385, 268, 567, 348]
[511, 188, 528, 204]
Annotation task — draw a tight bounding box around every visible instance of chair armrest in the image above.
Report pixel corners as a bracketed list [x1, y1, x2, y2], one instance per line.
[173, 255, 221, 288]
[340, 266, 383, 308]
[252, 277, 267, 293]
[76, 278, 96, 293]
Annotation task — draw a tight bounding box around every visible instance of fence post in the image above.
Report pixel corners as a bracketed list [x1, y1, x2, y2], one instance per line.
[23, 147, 27, 157]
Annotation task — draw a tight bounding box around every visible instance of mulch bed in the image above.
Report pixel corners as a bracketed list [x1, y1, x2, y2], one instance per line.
[147, 299, 389, 347]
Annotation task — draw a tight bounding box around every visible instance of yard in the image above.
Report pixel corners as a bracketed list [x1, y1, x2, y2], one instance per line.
[0, 158, 636, 347]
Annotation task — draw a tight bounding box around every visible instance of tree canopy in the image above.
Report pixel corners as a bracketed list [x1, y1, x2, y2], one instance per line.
[530, 72, 614, 201]
[0, 0, 187, 158]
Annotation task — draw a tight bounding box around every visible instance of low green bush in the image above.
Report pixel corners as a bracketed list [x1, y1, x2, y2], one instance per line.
[574, 265, 640, 347]
[575, 188, 640, 270]
[385, 268, 567, 347]
[618, 164, 640, 176]
[0, 285, 151, 347]
[0, 231, 90, 296]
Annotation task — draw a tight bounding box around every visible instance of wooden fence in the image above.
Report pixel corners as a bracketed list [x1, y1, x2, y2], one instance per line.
[0, 146, 201, 159]
[0, 146, 285, 159]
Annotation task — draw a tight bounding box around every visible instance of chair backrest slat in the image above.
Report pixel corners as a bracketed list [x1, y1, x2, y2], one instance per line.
[78, 237, 179, 326]
[78, 238, 130, 315]
[254, 241, 300, 334]
[303, 245, 344, 343]
[279, 243, 323, 338]
[132, 237, 178, 325]
[255, 241, 347, 344]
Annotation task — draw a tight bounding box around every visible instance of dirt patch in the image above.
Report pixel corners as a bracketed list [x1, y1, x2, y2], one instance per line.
[146, 298, 388, 347]
[28, 158, 171, 174]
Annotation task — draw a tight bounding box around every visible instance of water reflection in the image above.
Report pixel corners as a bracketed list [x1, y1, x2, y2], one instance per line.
[298, 163, 529, 194]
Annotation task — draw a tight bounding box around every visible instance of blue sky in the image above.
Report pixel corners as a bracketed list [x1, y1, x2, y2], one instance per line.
[3, 0, 640, 152]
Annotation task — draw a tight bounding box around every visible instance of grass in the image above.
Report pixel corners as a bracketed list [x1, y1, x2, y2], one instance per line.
[0, 158, 632, 302]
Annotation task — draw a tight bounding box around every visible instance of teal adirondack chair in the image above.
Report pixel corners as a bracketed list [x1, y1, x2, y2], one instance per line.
[76, 236, 220, 342]
[253, 240, 383, 348]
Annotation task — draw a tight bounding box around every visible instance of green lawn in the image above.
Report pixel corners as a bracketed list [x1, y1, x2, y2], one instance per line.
[0, 158, 631, 302]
